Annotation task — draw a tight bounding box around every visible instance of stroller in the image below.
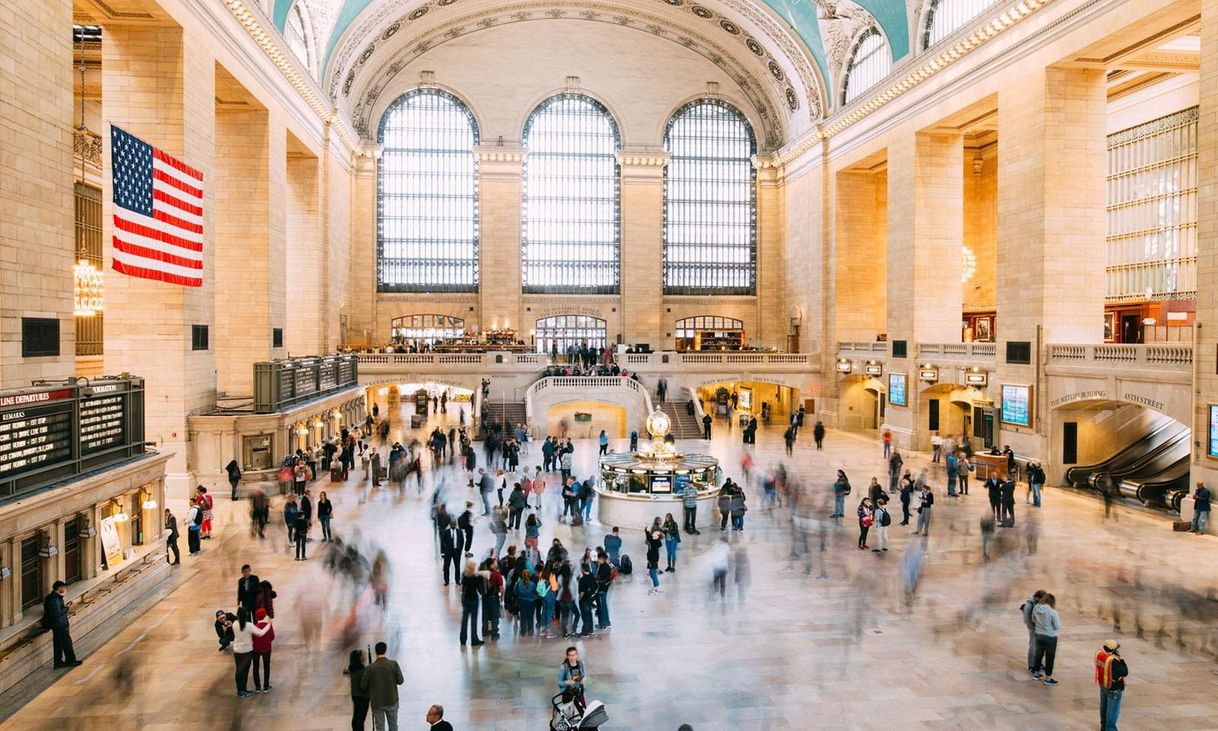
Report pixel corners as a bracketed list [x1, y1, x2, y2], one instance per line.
[550, 691, 609, 730]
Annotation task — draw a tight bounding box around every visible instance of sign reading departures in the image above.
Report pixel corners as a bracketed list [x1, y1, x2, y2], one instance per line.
[0, 377, 146, 501]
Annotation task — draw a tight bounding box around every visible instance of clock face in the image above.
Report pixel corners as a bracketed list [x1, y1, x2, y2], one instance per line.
[647, 410, 670, 438]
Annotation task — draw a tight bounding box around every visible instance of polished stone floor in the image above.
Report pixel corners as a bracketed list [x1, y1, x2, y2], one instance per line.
[4, 406, 1218, 731]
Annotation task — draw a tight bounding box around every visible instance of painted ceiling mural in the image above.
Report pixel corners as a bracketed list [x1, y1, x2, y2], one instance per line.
[263, 0, 1005, 146]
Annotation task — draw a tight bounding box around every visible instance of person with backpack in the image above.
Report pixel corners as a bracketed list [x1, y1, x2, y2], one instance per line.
[226, 458, 242, 500]
[1095, 639, 1128, 730]
[831, 470, 851, 519]
[594, 550, 614, 630]
[538, 564, 558, 639]
[872, 496, 891, 552]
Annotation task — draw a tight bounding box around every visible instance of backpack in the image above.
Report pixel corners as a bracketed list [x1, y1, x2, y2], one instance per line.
[536, 578, 550, 598]
[192, 507, 204, 526]
[879, 508, 891, 527]
[608, 565, 620, 584]
[619, 554, 633, 575]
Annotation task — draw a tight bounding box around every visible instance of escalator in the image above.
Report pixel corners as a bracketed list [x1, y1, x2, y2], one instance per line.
[1065, 421, 1191, 512]
[1119, 457, 1190, 511]
[1064, 420, 1186, 489]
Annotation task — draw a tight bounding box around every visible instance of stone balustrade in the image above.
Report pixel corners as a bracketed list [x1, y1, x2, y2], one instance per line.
[1047, 343, 1193, 369]
[916, 342, 997, 360]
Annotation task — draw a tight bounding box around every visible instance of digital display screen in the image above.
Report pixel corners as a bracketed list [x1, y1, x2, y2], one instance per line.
[651, 474, 672, 493]
[888, 373, 907, 407]
[1001, 384, 1032, 427]
[0, 402, 74, 480]
[1209, 405, 1218, 458]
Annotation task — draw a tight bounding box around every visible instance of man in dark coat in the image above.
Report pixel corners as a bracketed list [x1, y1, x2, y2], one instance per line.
[165, 509, 180, 565]
[44, 581, 80, 668]
[441, 519, 463, 586]
[237, 564, 261, 612]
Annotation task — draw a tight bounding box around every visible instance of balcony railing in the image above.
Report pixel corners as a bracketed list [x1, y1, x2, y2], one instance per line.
[1047, 343, 1193, 369]
[837, 341, 888, 354]
[916, 342, 996, 359]
[526, 376, 653, 421]
[356, 352, 548, 367]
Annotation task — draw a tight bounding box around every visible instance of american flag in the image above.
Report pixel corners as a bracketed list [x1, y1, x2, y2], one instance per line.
[111, 126, 205, 287]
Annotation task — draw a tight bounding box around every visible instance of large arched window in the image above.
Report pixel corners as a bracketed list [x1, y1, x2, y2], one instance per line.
[842, 28, 892, 105]
[285, 2, 311, 72]
[377, 89, 480, 293]
[535, 315, 608, 355]
[922, 0, 1000, 49]
[522, 94, 621, 294]
[390, 314, 466, 345]
[663, 100, 757, 295]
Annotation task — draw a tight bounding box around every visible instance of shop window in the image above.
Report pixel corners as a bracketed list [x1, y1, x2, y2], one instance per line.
[674, 316, 745, 351]
[377, 89, 480, 292]
[535, 315, 607, 356]
[390, 314, 467, 346]
[522, 94, 621, 294]
[21, 537, 42, 610]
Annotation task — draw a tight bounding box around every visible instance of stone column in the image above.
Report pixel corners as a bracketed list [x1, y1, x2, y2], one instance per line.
[214, 100, 272, 396]
[995, 66, 1107, 458]
[476, 146, 526, 334]
[0, 0, 75, 387]
[885, 132, 965, 448]
[102, 25, 217, 497]
[349, 147, 379, 343]
[0, 539, 14, 628]
[1193, 5, 1218, 486]
[617, 150, 667, 349]
[755, 160, 786, 349]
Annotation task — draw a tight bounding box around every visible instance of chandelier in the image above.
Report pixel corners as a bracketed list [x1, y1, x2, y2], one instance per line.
[74, 248, 104, 317]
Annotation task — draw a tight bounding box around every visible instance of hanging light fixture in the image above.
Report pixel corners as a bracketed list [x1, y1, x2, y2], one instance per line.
[74, 246, 104, 317]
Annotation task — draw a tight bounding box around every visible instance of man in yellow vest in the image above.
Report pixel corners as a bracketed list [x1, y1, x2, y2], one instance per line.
[1094, 639, 1129, 731]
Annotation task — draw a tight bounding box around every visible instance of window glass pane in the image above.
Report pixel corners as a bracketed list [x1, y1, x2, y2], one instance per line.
[1105, 107, 1198, 301]
[663, 100, 757, 295]
[535, 315, 608, 355]
[522, 95, 621, 294]
[377, 90, 480, 293]
[843, 29, 892, 104]
[923, 0, 1000, 49]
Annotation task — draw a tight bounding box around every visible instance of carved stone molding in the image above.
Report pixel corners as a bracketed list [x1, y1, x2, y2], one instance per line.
[474, 144, 527, 163]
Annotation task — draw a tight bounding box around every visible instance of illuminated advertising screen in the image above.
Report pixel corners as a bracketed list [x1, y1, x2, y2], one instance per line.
[888, 373, 907, 407]
[1001, 384, 1031, 427]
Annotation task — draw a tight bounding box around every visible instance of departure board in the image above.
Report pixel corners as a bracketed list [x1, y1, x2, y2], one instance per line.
[79, 390, 126, 455]
[0, 398, 74, 480]
[0, 379, 145, 502]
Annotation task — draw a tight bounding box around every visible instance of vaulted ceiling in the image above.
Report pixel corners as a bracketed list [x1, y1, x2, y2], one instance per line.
[268, 0, 923, 146]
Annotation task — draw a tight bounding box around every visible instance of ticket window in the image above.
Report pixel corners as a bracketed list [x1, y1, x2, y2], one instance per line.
[21, 537, 42, 610]
[243, 434, 274, 471]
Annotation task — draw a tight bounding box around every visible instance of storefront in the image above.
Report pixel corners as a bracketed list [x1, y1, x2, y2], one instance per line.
[675, 316, 745, 351]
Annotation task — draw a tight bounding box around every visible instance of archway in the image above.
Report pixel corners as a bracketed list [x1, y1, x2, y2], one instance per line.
[838, 374, 884, 432]
[535, 315, 608, 356]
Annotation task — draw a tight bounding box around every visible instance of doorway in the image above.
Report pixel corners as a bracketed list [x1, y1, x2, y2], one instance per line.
[1062, 421, 1078, 464]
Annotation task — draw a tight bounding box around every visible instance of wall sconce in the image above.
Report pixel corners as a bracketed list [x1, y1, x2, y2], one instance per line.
[836, 358, 852, 373]
[864, 361, 883, 376]
[296, 424, 309, 437]
[918, 365, 938, 383]
[113, 511, 130, 523]
[312, 417, 323, 429]
[0, 567, 10, 580]
[81, 518, 97, 538]
[39, 531, 59, 558]
[142, 499, 158, 510]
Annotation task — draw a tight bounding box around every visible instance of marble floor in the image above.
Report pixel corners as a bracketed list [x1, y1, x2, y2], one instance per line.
[4, 407, 1218, 731]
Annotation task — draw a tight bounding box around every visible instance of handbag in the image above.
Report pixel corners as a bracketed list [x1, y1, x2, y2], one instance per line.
[861, 516, 874, 528]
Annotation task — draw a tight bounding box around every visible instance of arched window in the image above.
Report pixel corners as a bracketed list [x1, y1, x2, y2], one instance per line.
[663, 100, 757, 295]
[842, 28, 892, 105]
[522, 94, 621, 294]
[674, 316, 745, 351]
[377, 89, 480, 293]
[390, 314, 466, 345]
[922, 0, 1000, 49]
[285, 3, 311, 71]
[535, 315, 608, 355]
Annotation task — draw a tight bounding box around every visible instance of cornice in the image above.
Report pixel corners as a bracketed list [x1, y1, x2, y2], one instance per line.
[769, 0, 1057, 167]
[474, 145, 528, 163]
[617, 149, 671, 167]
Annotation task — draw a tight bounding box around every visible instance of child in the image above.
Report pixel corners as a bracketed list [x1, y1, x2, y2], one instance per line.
[215, 609, 236, 652]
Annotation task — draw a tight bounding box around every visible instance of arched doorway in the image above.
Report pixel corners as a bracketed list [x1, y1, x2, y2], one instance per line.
[674, 316, 745, 351]
[839, 375, 884, 432]
[390, 314, 466, 346]
[534, 315, 607, 355]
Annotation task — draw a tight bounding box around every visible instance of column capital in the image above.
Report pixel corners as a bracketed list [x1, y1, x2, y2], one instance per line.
[354, 144, 380, 176]
[616, 148, 670, 169]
